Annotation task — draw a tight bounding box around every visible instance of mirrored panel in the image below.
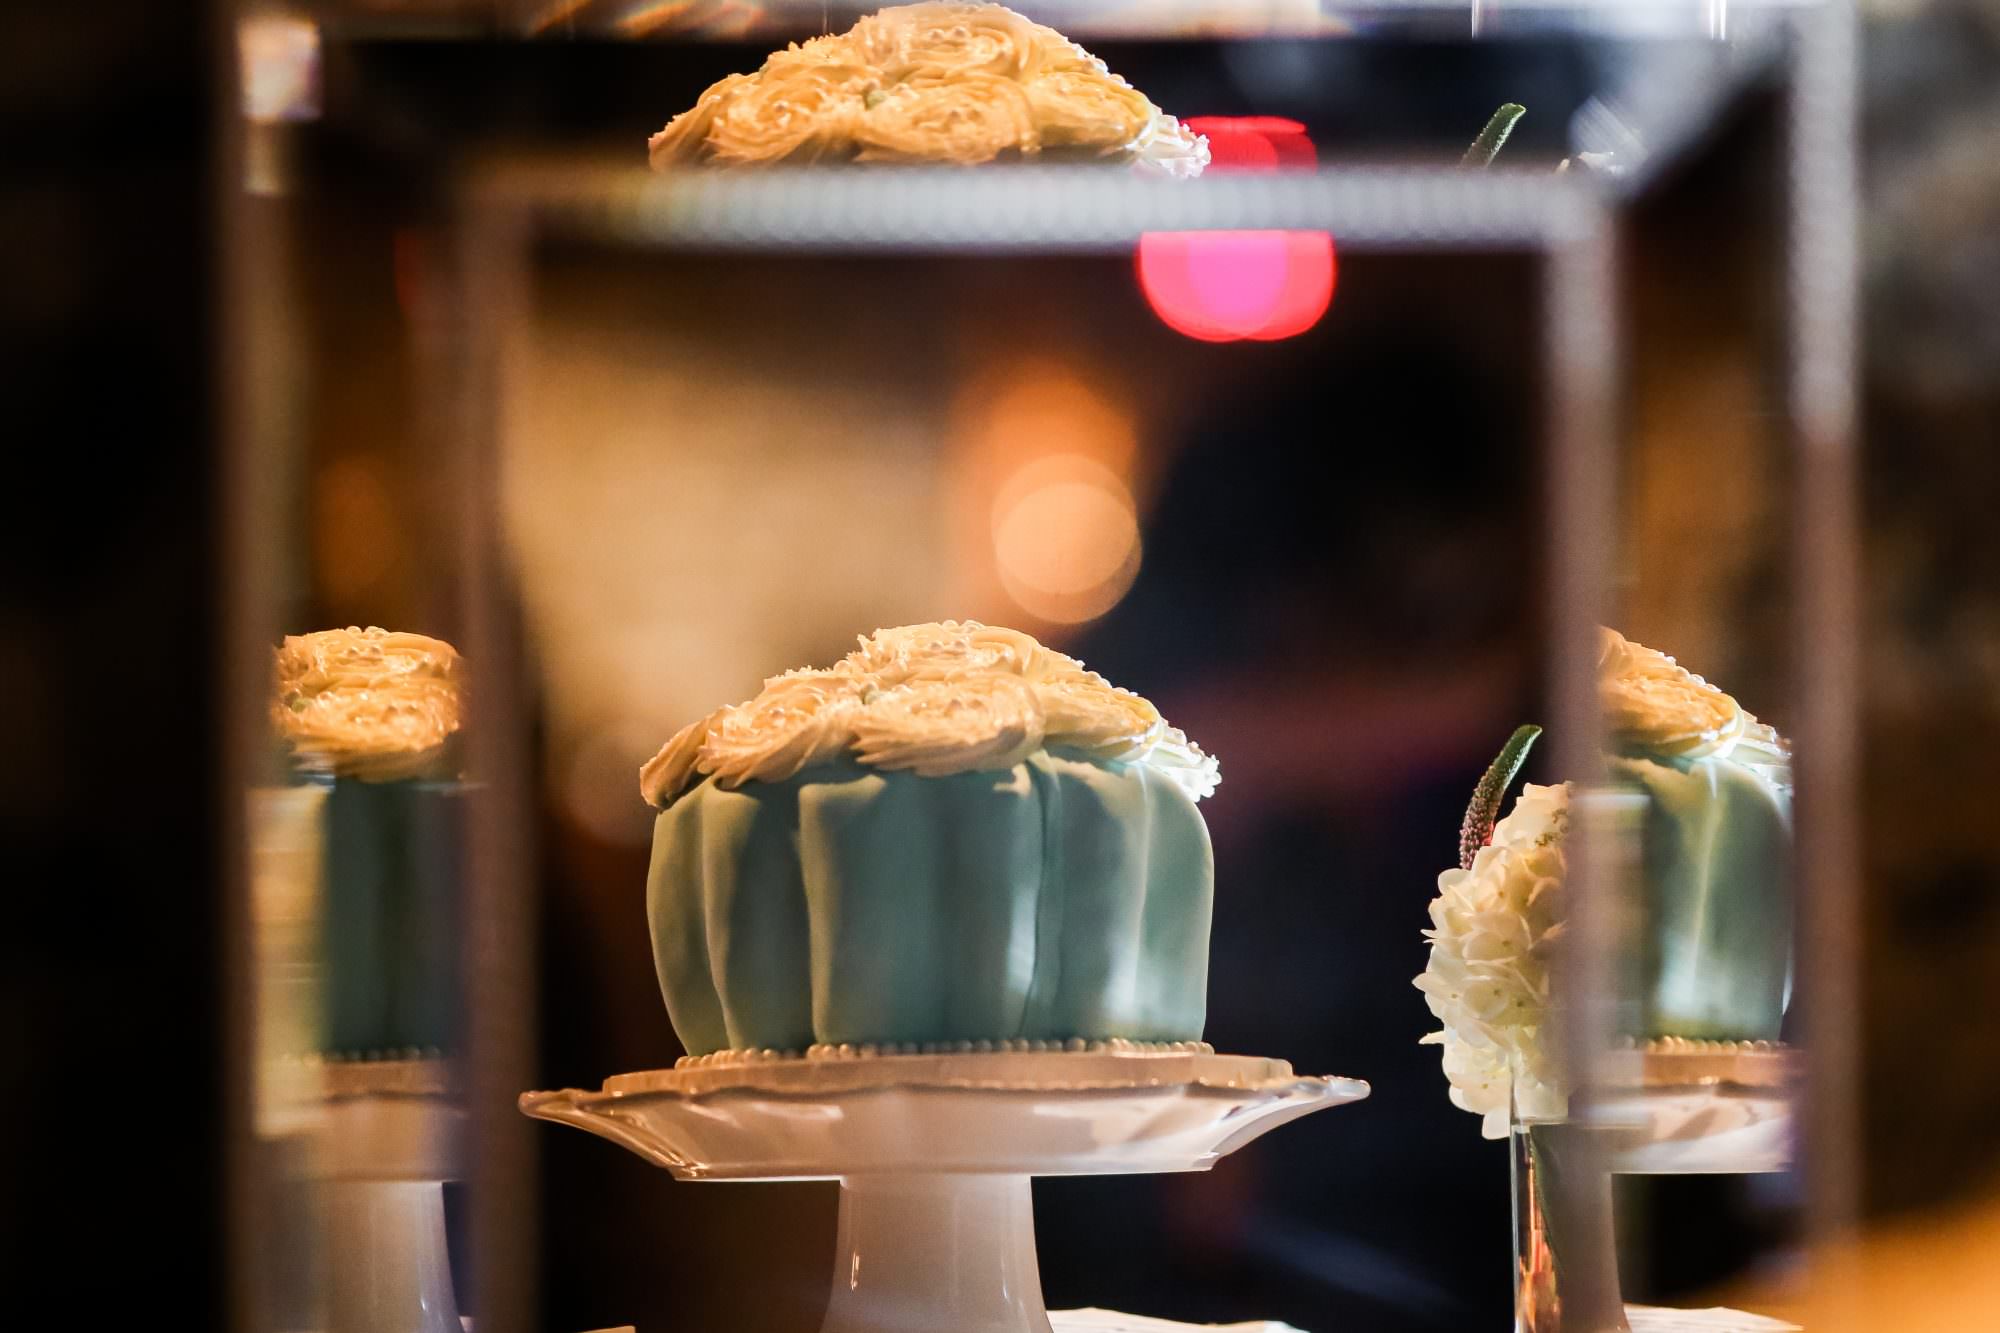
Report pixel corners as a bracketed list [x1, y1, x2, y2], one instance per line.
[224, 5, 1845, 1333]
[483, 175, 1568, 1333]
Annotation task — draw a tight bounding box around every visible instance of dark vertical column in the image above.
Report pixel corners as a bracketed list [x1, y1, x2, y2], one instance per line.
[0, 0, 226, 1326]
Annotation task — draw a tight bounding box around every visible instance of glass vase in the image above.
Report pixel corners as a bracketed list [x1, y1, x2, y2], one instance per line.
[1511, 1094, 1629, 1333]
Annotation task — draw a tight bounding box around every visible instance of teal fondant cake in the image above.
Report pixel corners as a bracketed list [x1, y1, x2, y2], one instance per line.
[1599, 631, 1793, 1041]
[639, 622, 1220, 1057]
[311, 776, 466, 1055]
[274, 627, 467, 1058]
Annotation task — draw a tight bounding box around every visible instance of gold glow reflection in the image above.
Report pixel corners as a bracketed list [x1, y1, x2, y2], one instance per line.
[991, 455, 1141, 624]
[951, 362, 1142, 628]
[507, 273, 1168, 840]
[313, 455, 400, 609]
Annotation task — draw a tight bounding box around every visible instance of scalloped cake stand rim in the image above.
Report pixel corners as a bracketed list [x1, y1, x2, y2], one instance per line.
[519, 1051, 1367, 1333]
[518, 1050, 1368, 1183]
[560, 1049, 1363, 1101]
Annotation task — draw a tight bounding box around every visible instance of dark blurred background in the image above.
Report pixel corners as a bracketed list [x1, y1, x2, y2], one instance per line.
[1, 0, 228, 1326]
[7, 2, 2000, 1330]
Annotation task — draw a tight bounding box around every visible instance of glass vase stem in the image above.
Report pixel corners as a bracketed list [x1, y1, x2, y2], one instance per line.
[1511, 1115, 1629, 1333]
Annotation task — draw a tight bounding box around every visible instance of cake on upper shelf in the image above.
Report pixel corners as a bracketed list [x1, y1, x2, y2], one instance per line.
[273, 626, 469, 1060]
[647, 2, 1209, 174]
[640, 620, 1220, 1057]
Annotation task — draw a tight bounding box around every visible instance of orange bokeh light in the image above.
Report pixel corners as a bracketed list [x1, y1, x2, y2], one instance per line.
[948, 362, 1144, 627]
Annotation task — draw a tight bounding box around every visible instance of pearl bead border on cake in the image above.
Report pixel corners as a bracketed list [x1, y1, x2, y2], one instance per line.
[272, 1050, 455, 1098]
[1606, 1036, 1799, 1093]
[1621, 1036, 1788, 1054]
[673, 1038, 1216, 1069]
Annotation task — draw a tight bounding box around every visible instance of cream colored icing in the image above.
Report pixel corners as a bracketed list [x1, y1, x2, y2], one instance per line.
[640, 620, 1220, 806]
[704, 672, 869, 786]
[1599, 628, 1789, 782]
[854, 73, 1041, 165]
[852, 621, 1058, 683]
[707, 63, 877, 166]
[1128, 113, 1210, 180]
[1025, 68, 1152, 152]
[646, 3, 1210, 174]
[851, 674, 1047, 775]
[273, 627, 463, 782]
[853, 2, 1046, 81]
[1035, 669, 1163, 761]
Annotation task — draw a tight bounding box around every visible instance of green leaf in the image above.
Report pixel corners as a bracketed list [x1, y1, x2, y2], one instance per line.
[1462, 103, 1526, 168]
[1459, 724, 1542, 871]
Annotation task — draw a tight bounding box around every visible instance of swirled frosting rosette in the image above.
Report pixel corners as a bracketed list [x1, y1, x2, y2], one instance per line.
[853, 1, 1044, 81]
[638, 709, 723, 808]
[1036, 669, 1164, 761]
[273, 627, 464, 782]
[639, 619, 1219, 805]
[851, 674, 1046, 774]
[645, 3, 1208, 175]
[705, 64, 878, 166]
[851, 619, 1056, 683]
[1025, 68, 1153, 156]
[702, 671, 869, 787]
[854, 73, 1040, 165]
[647, 73, 753, 170]
[762, 31, 867, 75]
[1598, 628, 1750, 761]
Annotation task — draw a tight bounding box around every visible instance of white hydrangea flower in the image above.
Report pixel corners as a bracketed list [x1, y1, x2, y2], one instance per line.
[1414, 781, 1571, 1138]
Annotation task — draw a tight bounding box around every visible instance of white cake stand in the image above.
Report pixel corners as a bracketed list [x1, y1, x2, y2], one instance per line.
[521, 1049, 1368, 1333]
[302, 1057, 468, 1333]
[1594, 1041, 1801, 1175]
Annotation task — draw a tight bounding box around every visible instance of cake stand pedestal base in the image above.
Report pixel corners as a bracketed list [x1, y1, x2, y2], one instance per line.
[312, 1058, 465, 1333]
[522, 1050, 1367, 1333]
[823, 1174, 1047, 1333]
[324, 1180, 462, 1333]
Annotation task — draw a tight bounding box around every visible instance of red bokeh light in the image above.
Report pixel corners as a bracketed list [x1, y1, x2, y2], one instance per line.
[1136, 231, 1336, 343]
[1137, 117, 1335, 343]
[1185, 116, 1319, 171]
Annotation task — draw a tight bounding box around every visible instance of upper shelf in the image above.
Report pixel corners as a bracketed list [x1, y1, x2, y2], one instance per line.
[472, 160, 1606, 252]
[298, 0, 1816, 43]
[252, 2, 1803, 207]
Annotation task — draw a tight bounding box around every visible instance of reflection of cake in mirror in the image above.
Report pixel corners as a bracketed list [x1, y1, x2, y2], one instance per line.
[647, 3, 1209, 174]
[1598, 629, 1793, 1041]
[640, 621, 1220, 1059]
[273, 627, 468, 1059]
[1417, 631, 1792, 1137]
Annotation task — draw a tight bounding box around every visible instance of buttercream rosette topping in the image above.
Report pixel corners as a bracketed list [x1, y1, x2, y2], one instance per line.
[1598, 628, 1792, 784]
[640, 620, 1219, 807]
[647, 3, 1208, 175]
[273, 627, 464, 783]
